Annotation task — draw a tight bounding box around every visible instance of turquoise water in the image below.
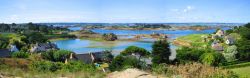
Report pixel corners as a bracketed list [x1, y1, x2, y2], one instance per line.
[53, 27, 230, 55]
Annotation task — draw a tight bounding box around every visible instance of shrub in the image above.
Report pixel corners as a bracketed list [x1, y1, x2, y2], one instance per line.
[199, 52, 226, 66]
[176, 47, 205, 63]
[29, 61, 64, 72]
[223, 45, 238, 62]
[41, 50, 71, 62]
[29, 61, 96, 72]
[62, 61, 96, 72]
[153, 62, 238, 78]
[11, 52, 30, 58]
[109, 55, 146, 71]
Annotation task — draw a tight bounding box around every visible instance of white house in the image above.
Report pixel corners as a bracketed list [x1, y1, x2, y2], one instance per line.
[9, 45, 19, 52]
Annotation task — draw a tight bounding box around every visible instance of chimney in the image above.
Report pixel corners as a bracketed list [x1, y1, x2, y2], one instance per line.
[65, 58, 68, 64]
[70, 53, 73, 59]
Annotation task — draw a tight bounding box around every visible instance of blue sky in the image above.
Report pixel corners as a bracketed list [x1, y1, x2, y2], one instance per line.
[0, 0, 249, 23]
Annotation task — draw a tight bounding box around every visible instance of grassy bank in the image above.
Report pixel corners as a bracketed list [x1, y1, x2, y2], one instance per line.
[173, 34, 209, 47]
[223, 62, 250, 78]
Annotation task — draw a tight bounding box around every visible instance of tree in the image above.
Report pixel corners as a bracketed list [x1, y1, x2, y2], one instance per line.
[235, 39, 250, 61]
[121, 46, 150, 60]
[152, 40, 171, 64]
[23, 32, 48, 44]
[223, 45, 238, 62]
[244, 23, 250, 29]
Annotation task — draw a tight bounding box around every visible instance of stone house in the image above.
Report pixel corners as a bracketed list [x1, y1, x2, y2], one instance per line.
[30, 42, 59, 52]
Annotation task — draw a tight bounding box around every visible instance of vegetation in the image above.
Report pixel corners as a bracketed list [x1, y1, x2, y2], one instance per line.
[11, 52, 30, 58]
[0, 22, 69, 34]
[152, 63, 238, 78]
[41, 50, 72, 62]
[102, 33, 118, 41]
[109, 55, 146, 71]
[121, 46, 150, 60]
[199, 52, 225, 66]
[152, 40, 171, 65]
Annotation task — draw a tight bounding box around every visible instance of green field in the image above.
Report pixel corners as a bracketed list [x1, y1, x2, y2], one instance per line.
[230, 66, 250, 78]
[177, 34, 209, 42]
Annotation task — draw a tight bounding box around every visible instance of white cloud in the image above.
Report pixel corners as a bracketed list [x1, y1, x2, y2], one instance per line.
[171, 6, 195, 13]
[183, 6, 195, 13]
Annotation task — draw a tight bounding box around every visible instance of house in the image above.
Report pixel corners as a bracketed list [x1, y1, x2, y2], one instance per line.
[225, 36, 235, 45]
[30, 42, 59, 52]
[216, 29, 224, 37]
[72, 52, 105, 64]
[0, 49, 11, 58]
[211, 34, 219, 39]
[211, 42, 224, 51]
[9, 45, 19, 52]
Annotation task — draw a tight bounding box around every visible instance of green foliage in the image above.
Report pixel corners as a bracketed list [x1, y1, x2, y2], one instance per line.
[176, 47, 205, 63]
[199, 52, 225, 66]
[0, 37, 9, 49]
[121, 46, 150, 59]
[223, 45, 238, 62]
[23, 32, 48, 44]
[41, 50, 72, 62]
[109, 55, 146, 71]
[102, 50, 114, 63]
[29, 61, 96, 72]
[11, 52, 30, 58]
[152, 40, 171, 64]
[152, 63, 170, 75]
[102, 33, 118, 41]
[0, 22, 69, 34]
[244, 23, 250, 29]
[235, 39, 250, 61]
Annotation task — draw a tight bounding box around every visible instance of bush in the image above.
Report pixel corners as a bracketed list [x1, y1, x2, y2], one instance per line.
[153, 62, 238, 78]
[176, 47, 205, 63]
[199, 52, 226, 66]
[63, 61, 96, 72]
[41, 50, 71, 62]
[29, 61, 96, 72]
[109, 55, 146, 71]
[11, 52, 30, 58]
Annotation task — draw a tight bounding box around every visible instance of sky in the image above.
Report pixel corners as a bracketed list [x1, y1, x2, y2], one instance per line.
[0, 0, 249, 23]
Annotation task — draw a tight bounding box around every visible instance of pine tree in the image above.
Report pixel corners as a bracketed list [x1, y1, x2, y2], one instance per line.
[152, 40, 171, 64]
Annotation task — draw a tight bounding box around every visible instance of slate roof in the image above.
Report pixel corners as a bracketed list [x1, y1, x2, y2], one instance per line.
[0, 49, 11, 58]
[74, 52, 104, 64]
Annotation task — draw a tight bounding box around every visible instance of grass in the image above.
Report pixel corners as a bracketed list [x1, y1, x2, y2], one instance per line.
[230, 66, 250, 78]
[225, 62, 250, 78]
[175, 34, 209, 47]
[177, 34, 209, 43]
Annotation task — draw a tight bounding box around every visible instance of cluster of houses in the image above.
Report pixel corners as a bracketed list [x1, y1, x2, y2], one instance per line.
[0, 42, 108, 64]
[204, 29, 235, 52]
[0, 42, 59, 58]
